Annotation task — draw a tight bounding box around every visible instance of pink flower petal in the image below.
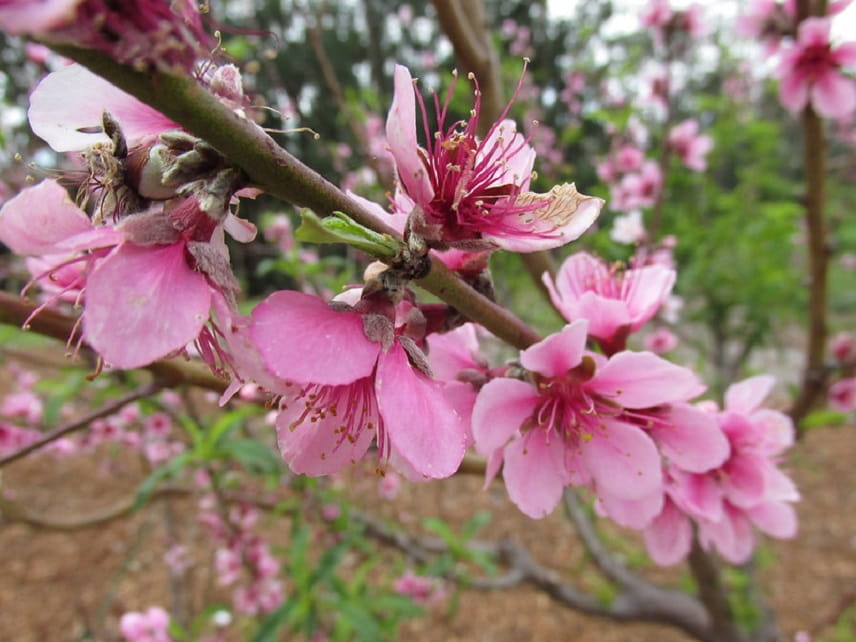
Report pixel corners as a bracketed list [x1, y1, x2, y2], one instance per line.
[276, 381, 377, 476]
[811, 71, 856, 119]
[426, 323, 481, 381]
[651, 403, 730, 473]
[84, 242, 211, 368]
[502, 430, 567, 518]
[669, 471, 724, 522]
[519, 320, 588, 378]
[778, 70, 809, 113]
[722, 453, 767, 508]
[832, 42, 856, 67]
[623, 264, 676, 328]
[592, 351, 705, 408]
[472, 378, 539, 456]
[748, 500, 797, 538]
[724, 375, 775, 414]
[581, 420, 662, 500]
[572, 292, 632, 342]
[0, 0, 79, 35]
[0, 180, 92, 255]
[376, 343, 467, 479]
[28, 64, 177, 152]
[223, 213, 257, 243]
[490, 186, 603, 252]
[597, 487, 664, 529]
[644, 500, 693, 566]
[249, 290, 380, 386]
[700, 505, 756, 564]
[478, 120, 535, 188]
[386, 65, 434, 205]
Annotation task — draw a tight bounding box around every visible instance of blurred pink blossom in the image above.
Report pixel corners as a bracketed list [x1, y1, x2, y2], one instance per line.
[778, 17, 856, 118]
[668, 119, 713, 171]
[828, 378, 856, 412]
[645, 328, 678, 354]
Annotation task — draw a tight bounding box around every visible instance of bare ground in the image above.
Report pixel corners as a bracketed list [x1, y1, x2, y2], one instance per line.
[0, 424, 854, 642]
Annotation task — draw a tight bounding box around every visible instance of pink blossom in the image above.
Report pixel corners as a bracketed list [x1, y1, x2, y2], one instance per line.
[472, 320, 705, 519]
[778, 18, 856, 119]
[28, 64, 178, 153]
[1, 390, 43, 425]
[246, 290, 468, 480]
[164, 544, 190, 574]
[543, 252, 676, 354]
[377, 471, 402, 500]
[1, 0, 208, 73]
[828, 378, 856, 412]
[610, 210, 647, 245]
[668, 119, 713, 172]
[262, 214, 295, 254]
[0, 423, 41, 456]
[830, 331, 856, 363]
[645, 328, 678, 354]
[615, 145, 646, 173]
[215, 548, 242, 586]
[640, 0, 672, 31]
[119, 606, 173, 642]
[736, 0, 795, 54]
[386, 64, 603, 252]
[644, 376, 799, 565]
[393, 571, 447, 606]
[610, 161, 663, 212]
[233, 579, 284, 615]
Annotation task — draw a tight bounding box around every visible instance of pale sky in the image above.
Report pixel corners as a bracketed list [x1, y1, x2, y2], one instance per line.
[546, 0, 856, 40]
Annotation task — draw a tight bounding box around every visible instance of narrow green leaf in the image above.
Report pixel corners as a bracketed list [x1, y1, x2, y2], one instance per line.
[295, 210, 400, 258]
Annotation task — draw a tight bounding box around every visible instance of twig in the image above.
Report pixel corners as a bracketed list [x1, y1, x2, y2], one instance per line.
[562, 489, 638, 587]
[47, 43, 542, 350]
[0, 382, 162, 467]
[0, 292, 229, 392]
[788, 103, 830, 428]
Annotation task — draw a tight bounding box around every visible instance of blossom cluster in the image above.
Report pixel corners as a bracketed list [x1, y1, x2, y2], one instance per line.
[737, 0, 856, 118]
[0, 8, 800, 577]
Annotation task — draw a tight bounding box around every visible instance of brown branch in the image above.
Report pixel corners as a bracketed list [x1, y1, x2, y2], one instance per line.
[47, 43, 542, 351]
[687, 538, 746, 642]
[788, 57, 830, 429]
[0, 382, 162, 467]
[0, 292, 229, 392]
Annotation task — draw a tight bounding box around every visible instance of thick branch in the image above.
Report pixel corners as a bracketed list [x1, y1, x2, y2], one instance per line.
[0, 382, 161, 467]
[687, 538, 746, 642]
[788, 82, 830, 428]
[49, 44, 541, 351]
[0, 292, 228, 392]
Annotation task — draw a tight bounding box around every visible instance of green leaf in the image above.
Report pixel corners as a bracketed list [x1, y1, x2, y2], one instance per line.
[133, 452, 192, 510]
[200, 405, 259, 455]
[215, 438, 282, 475]
[336, 601, 381, 642]
[253, 601, 295, 642]
[800, 409, 848, 431]
[295, 210, 400, 259]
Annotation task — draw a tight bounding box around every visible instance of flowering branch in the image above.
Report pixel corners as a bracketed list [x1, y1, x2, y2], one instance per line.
[47, 43, 542, 351]
[0, 292, 228, 392]
[431, 0, 559, 290]
[0, 382, 161, 467]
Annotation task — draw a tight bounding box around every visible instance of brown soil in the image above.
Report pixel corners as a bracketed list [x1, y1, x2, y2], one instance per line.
[0, 425, 854, 642]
